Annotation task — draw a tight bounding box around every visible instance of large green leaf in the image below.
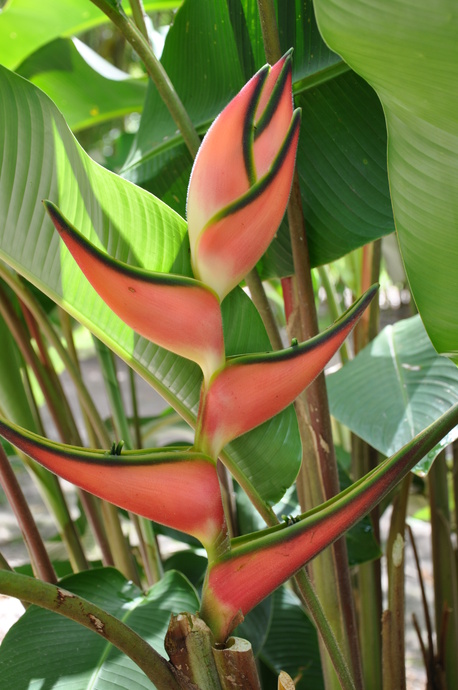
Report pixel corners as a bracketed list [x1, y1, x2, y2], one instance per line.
[0, 0, 179, 70]
[122, 0, 394, 272]
[314, 0, 458, 361]
[0, 568, 198, 688]
[17, 37, 147, 132]
[0, 64, 300, 505]
[327, 316, 458, 473]
[259, 586, 324, 690]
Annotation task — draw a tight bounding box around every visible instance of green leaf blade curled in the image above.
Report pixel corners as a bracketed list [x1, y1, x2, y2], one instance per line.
[327, 315, 458, 473]
[314, 0, 458, 360]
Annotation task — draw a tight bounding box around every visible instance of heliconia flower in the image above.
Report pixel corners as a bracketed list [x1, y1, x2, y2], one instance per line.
[187, 51, 301, 300]
[200, 401, 458, 641]
[0, 417, 227, 557]
[195, 285, 378, 458]
[44, 201, 225, 383]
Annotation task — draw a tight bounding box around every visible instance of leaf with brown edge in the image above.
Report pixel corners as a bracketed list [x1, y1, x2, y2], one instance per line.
[0, 416, 227, 557]
[195, 285, 378, 458]
[200, 402, 458, 641]
[44, 200, 225, 384]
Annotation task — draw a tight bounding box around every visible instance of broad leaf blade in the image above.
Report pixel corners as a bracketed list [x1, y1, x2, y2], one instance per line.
[122, 0, 394, 273]
[259, 587, 324, 690]
[314, 0, 458, 360]
[17, 38, 147, 132]
[0, 0, 179, 70]
[0, 568, 198, 689]
[327, 316, 458, 472]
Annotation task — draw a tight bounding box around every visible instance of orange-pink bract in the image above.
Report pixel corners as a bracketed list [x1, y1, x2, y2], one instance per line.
[0, 418, 227, 556]
[44, 201, 225, 383]
[196, 287, 378, 458]
[200, 402, 458, 641]
[187, 52, 301, 300]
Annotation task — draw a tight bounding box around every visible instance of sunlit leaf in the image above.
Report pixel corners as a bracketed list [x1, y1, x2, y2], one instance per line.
[327, 315, 458, 474]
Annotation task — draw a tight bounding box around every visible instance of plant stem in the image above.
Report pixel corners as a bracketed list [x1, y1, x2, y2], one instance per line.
[0, 444, 57, 584]
[212, 637, 261, 690]
[244, 269, 283, 350]
[429, 452, 458, 688]
[317, 264, 350, 363]
[100, 499, 140, 585]
[294, 569, 356, 690]
[352, 437, 382, 690]
[0, 284, 88, 572]
[256, 4, 363, 687]
[0, 266, 112, 451]
[89, 0, 201, 158]
[0, 570, 187, 690]
[128, 366, 143, 449]
[257, 0, 281, 62]
[385, 474, 411, 690]
[58, 309, 115, 566]
[407, 525, 435, 679]
[350, 240, 383, 689]
[128, 0, 150, 42]
[165, 613, 223, 689]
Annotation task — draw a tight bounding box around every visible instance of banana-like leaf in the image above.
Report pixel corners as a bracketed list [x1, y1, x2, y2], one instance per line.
[314, 0, 458, 362]
[0, 64, 301, 506]
[0, 568, 198, 689]
[200, 402, 458, 641]
[17, 38, 147, 132]
[327, 315, 458, 472]
[122, 0, 393, 272]
[0, 416, 226, 554]
[0, 0, 178, 70]
[196, 286, 377, 457]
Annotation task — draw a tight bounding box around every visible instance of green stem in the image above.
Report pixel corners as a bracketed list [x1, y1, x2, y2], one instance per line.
[0, 285, 72, 444]
[255, 4, 363, 686]
[351, 240, 383, 689]
[92, 338, 155, 583]
[0, 570, 185, 690]
[58, 309, 115, 566]
[89, 0, 201, 158]
[429, 452, 458, 688]
[0, 444, 56, 584]
[0, 283, 88, 572]
[100, 499, 140, 585]
[385, 474, 411, 690]
[244, 269, 283, 350]
[352, 437, 382, 690]
[128, 366, 143, 450]
[93, 337, 134, 448]
[317, 265, 351, 363]
[256, 0, 281, 63]
[294, 569, 356, 690]
[128, 0, 150, 42]
[138, 515, 164, 585]
[0, 267, 110, 449]
[165, 614, 223, 689]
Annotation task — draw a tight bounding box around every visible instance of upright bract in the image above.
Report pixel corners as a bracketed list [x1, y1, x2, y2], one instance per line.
[187, 51, 301, 300]
[196, 287, 377, 457]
